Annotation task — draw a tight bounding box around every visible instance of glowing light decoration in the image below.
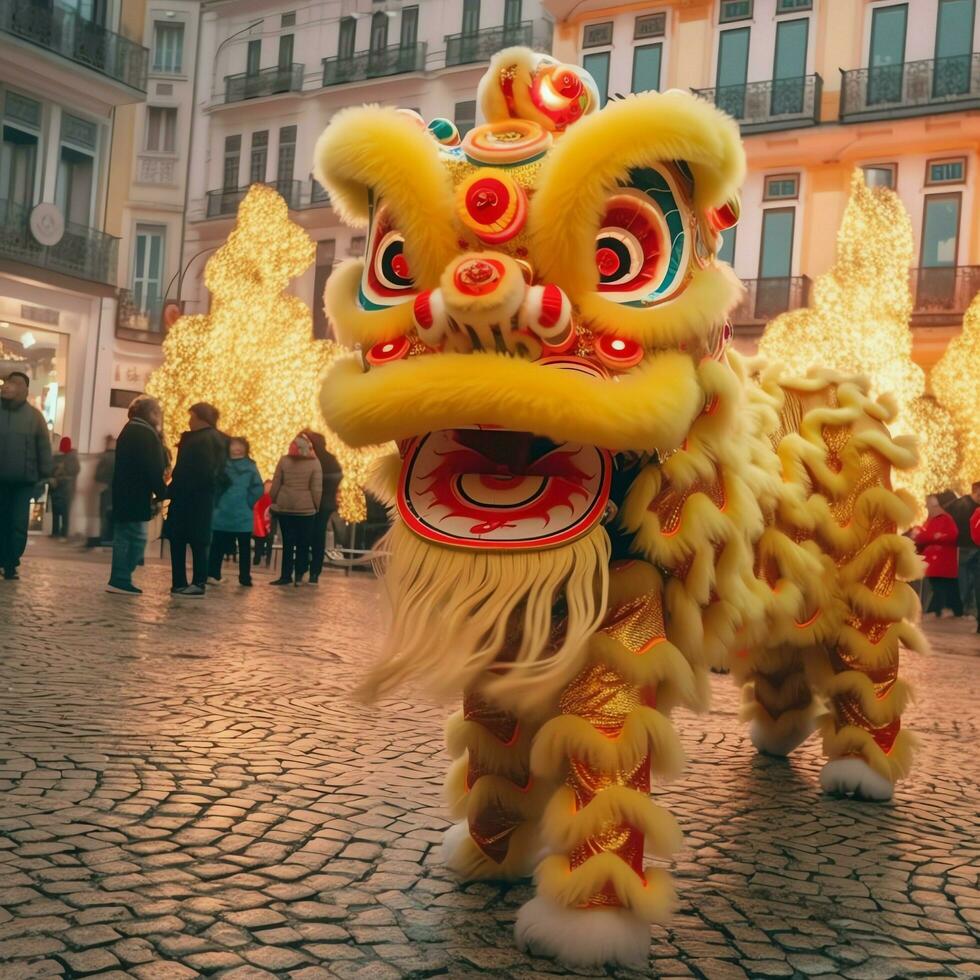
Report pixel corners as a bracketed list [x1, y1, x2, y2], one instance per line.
[760, 170, 961, 505]
[146, 184, 382, 522]
[932, 291, 980, 485]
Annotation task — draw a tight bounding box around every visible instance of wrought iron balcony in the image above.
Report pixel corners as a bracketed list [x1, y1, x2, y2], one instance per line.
[116, 289, 164, 343]
[206, 180, 302, 219]
[445, 21, 550, 68]
[0, 198, 119, 285]
[910, 266, 980, 325]
[322, 42, 427, 86]
[224, 63, 304, 103]
[729, 276, 812, 330]
[840, 54, 980, 122]
[0, 0, 148, 92]
[694, 74, 821, 133]
[308, 177, 330, 207]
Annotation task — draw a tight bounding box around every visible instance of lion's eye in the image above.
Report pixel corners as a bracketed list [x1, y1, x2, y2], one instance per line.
[594, 168, 690, 304]
[361, 205, 417, 307]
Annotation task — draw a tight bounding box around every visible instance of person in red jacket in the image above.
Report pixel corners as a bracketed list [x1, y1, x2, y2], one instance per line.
[971, 506, 980, 633]
[252, 479, 273, 567]
[914, 494, 962, 617]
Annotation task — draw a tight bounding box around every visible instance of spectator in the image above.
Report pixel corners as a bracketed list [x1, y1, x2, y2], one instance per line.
[303, 430, 342, 584]
[208, 437, 263, 587]
[164, 402, 227, 598]
[49, 436, 80, 538]
[106, 397, 167, 596]
[971, 506, 980, 633]
[253, 479, 273, 566]
[94, 435, 116, 546]
[0, 371, 52, 580]
[269, 433, 322, 587]
[945, 482, 980, 617]
[914, 493, 962, 618]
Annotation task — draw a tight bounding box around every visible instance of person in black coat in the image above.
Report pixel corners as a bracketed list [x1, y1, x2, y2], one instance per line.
[106, 396, 168, 595]
[165, 402, 227, 597]
[303, 430, 343, 584]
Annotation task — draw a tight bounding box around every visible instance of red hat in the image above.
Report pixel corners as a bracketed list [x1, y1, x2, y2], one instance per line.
[59, 436, 72, 453]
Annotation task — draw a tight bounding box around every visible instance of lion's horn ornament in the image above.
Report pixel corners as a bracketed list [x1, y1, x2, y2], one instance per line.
[312, 47, 922, 973]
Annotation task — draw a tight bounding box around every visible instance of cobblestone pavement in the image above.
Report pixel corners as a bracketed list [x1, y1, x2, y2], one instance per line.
[0, 556, 977, 980]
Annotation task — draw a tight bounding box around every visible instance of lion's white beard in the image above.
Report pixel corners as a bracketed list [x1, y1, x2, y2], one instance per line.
[358, 520, 611, 712]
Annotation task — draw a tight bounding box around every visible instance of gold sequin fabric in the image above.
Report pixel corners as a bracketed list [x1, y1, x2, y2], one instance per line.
[469, 797, 529, 864]
[603, 593, 667, 655]
[648, 467, 727, 536]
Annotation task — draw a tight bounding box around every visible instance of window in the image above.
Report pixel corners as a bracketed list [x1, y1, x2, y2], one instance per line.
[110, 388, 144, 409]
[313, 239, 336, 339]
[454, 100, 477, 136]
[145, 107, 176, 153]
[1, 93, 41, 209]
[772, 19, 808, 114]
[632, 44, 662, 93]
[57, 114, 95, 226]
[349, 234, 366, 256]
[926, 157, 966, 184]
[760, 208, 795, 278]
[862, 163, 897, 188]
[370, 11, 389, 51]
[462, 0, 480, 35]
[716, 27, 750, 117]
[868, 4, 907, 105]
[504, 0, 522, 28]
[152, 22, 183, 73]
[934, 0, 974, 97]
[250, 131, 268, 183]
[583, 52, 611, 106]
[132, 224, 166, 315]
[277, 125, 296, 182]
[921, 194, 961, 267]
[583, 21, 613, 48]
[720, 0, 752, 23]
[400, 6, 419, 47]
[223, 135, 241, 190]
[311, 176, 329, 204]
[717, 227, 736, 265]
[281, 11, 295, 28]
[338, 17, 356, 59]
[634, 13, 666, 39]
[763, 173, 799, 200]
[278, 33, 294, 68]
[776, 0, 811, 10]
[246, 38, 261, 74]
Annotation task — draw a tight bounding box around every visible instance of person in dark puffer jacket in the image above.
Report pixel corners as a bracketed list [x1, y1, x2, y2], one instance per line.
[0, 371, 52, 580]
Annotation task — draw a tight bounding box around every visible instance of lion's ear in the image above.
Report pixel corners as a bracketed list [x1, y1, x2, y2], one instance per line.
[313, 106, 458, 285]
[528, 91, 745, 349]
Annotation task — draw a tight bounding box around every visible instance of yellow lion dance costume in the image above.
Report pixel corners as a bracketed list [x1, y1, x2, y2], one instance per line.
[314, 49, 923, 969]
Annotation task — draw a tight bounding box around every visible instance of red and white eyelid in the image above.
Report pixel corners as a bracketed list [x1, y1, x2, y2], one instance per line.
[412, 289, 449, 347]
[519, 284, 572, 346]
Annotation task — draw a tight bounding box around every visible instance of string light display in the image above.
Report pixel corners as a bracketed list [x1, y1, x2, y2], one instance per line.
[932, 291, 980, 485]
[146, 184, 382, 521]
[760, 169, 961, 504]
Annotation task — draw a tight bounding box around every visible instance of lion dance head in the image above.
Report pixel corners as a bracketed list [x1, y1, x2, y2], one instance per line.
[315, 48, 744, 709]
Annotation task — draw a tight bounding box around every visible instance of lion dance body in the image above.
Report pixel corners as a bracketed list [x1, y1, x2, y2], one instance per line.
[314, 49, 923, 969]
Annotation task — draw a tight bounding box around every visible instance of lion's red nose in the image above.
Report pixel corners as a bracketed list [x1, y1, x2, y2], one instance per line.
[453, 257, 505, 296]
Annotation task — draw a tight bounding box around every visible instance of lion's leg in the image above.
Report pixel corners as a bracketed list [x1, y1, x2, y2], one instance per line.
[734, 645, 817, 757]
[442, 689, 549, 880]
[515, 564, 692, 969]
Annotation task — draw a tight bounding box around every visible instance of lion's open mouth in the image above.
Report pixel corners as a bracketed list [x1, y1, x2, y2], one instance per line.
[395, 427, 613, 549]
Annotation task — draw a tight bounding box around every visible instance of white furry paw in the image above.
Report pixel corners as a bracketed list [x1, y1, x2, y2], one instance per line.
[439, 821, 537, 881]
[820, 758, 893, 801]
[514, 896, 649, 969]
[750, 716, 815, 757]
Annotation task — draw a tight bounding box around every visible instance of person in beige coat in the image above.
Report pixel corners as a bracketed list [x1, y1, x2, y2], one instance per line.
[269, 433, 322, 586]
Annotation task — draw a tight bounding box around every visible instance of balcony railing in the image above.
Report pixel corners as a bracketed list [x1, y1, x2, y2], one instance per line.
[910, 266, 980, 325]
[322, 42, 427, 86]
[308, 177, 330, 207]
[224, 63, 304, 103]
[445, 21, 549, 68]
[0, 198, 119, 285]
[206, 180, 302, 219]
[694, 75, 821, 133]
[840, 54, 980, 122]
[729, 276, 812, 330]
[0, 0, 148, 92]
[116, 289, 164, 343]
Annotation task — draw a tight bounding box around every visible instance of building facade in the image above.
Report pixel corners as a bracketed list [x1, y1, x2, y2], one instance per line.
[180, 0, 553, 331]
[545, 0, 980, 366]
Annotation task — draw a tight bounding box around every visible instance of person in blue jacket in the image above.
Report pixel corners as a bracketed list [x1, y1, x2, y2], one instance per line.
[207, 436, 264, 587]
